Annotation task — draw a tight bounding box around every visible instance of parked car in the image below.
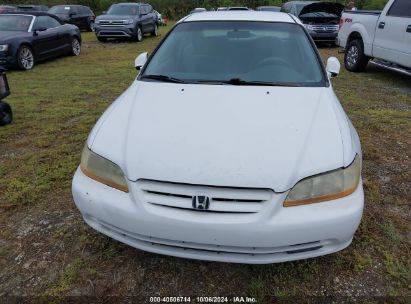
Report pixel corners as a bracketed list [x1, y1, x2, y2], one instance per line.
[0, 6, 17, 14]
[94, 3, 158, 42]
[16, 5, 49, 13]
[49, 5, 96, 32]
[0, 67, 12, 126]
[73, 11, 364, 264]
[0, 13, 81, 70]
[189, 8, 207, 14]
[256, 6, 281, 12]
[281, 1, 344, 43]
[337, 0, 411, 75]
[153, 9, 163, 25]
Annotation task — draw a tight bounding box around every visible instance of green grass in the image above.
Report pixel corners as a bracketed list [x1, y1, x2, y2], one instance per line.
[0, 29, 410, 301]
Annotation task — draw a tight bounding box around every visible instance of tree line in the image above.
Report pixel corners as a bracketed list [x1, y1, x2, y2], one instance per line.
[6, 0, 389, 19]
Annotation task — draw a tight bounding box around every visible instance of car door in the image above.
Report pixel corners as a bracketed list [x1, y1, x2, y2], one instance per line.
[70, 6, 83, 28]
[373, 0, 411, 67]
[140, 5, 151, 33]
[31, 16, 62, 59]
[78, 6, 89, 29]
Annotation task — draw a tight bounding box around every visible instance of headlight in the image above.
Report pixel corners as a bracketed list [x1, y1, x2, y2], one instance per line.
[284, 155, 361, 207]
[124, 19, 134, 24]
[80, 145, 129, 193]
[0, 45, 8, 52]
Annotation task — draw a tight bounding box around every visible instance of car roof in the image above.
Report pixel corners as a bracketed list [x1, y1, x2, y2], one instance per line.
[183, 11, 296, 23]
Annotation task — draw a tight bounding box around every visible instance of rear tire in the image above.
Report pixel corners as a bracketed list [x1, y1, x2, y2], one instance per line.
[151, 23, 158, 37]
[344, 39, 369, 72]
[0, 101, 12, 126]
[88, 21, 95, 32]
[17, 45, 34, 70]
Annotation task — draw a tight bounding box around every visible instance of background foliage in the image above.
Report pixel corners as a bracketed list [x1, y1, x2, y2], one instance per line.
[5, 0, 390, 20]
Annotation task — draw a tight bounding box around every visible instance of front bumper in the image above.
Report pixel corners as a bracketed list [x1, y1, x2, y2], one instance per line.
[72, 168, 364, 264]
[94, 24, 136, 38]
[0, 51, 17, 69]
[308, 31, 339, 42]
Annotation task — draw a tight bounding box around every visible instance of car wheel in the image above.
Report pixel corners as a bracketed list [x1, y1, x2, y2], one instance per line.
[88, 21, 95, 32]
[17, 46, 34, 70]
[0, 101, 12, 126]
[151, 23, 159, 37]
[71, 38, 81, 56]
[97, 37, 107, 42]
[136, 26, 143, 42]
[344, 39, 369, 73]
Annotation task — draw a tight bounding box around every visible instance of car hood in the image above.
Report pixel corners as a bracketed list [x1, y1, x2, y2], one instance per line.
[89, 81, 352, 192]
[96, 14, 136, 21]
[299, 2, 344, 17]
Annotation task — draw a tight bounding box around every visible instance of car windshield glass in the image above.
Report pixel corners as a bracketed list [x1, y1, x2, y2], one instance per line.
[0, 15, 32, 31]
[143, 21, 325, 86]
[107, 4, 139, 15]
[49, 6, 71, 14]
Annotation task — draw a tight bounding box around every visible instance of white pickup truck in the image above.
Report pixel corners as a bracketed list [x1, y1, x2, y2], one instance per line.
[337, 0, 410, 76]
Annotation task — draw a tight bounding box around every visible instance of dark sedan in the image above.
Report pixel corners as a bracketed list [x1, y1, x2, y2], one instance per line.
[0, 13, 81, 70]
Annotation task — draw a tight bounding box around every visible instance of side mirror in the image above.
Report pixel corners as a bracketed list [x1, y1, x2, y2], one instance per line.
[69, 12, 77, 17]
[102, 11, 106, 15]
[33, 27, 47, 35]
[326, 57, 341, 78]
[135, 52, 148, 70]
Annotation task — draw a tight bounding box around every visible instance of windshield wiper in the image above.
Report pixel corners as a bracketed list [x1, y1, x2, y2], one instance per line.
[195, 78, 302, 87]
[223, 78, 302, 87]
[140, 74, 188, 84]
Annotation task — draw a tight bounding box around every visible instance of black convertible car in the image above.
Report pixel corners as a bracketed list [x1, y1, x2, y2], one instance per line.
[0, 12, 81, 70]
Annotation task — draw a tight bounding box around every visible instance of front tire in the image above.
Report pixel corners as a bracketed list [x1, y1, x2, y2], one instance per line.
[17, 46, 34, 70]
[136, 26, 143, 42]
[344, 39, 369, 72]
[71, 37, 81, 56]
[0, 101, 12, 126]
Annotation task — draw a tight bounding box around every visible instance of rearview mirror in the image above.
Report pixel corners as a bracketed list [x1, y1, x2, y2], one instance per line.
[135, 52, 148, 70]
[326, 57, 341, 78]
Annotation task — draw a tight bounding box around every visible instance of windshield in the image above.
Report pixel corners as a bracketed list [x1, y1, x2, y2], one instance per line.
[49, 6, 71, 15]
[0, 15, 32, 31]
[107, 4, 139, 15]
[142, 21, 325, 86]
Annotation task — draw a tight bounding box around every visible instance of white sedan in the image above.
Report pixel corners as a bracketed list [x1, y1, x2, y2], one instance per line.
[72, 11, 364, 264]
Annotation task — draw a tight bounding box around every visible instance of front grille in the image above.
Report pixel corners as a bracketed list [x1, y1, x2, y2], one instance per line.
[98, 20, 126, 27]
[311, 25, 339, 33]
[138, 180, 273, 213]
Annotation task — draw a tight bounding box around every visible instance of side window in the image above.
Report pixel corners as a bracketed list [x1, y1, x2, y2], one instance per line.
[141, 5, 147, 14]
[33, 16, 61, 30]
[147, 5, 153, 13]
[387, 0, 411, 18]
